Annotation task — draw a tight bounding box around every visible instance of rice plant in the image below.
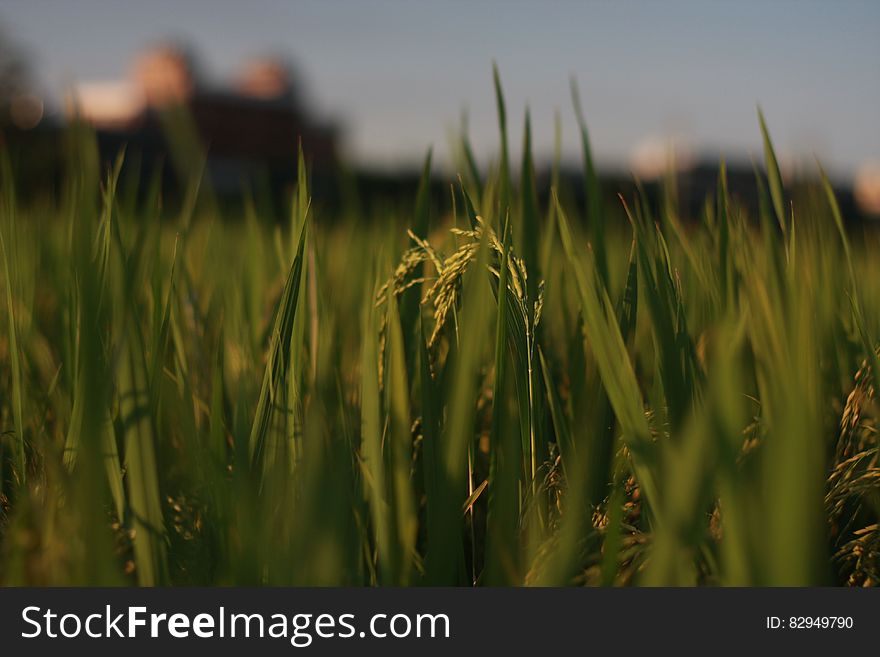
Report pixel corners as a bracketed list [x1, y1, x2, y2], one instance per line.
[0, 75, 878, 587]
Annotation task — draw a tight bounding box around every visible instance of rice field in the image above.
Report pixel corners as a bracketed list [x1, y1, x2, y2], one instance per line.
[1, 75, 879, 586]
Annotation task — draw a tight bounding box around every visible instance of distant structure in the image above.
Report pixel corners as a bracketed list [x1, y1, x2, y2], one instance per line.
[855, 162, 880, 219]
[70, 44, 337, 199]
[0, 25, 44, 131]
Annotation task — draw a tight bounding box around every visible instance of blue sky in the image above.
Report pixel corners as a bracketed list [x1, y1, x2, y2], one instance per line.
[3, 0, 878, 178]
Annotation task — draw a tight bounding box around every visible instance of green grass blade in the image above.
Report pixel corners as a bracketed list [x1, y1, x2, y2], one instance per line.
[0, 228, 25, 484]
[571, 77, 606, 283]
[757, 107, 787, 236]
[384, 293, 418, 584]
[248, 217, 309, 478]
[493, 62, 510, 220]
[519, 110, 541, 300]
[485, 217, 522, 584]
[555, 193, 658, 503]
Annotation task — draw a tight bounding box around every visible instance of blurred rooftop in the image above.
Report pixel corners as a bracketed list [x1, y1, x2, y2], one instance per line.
[59, 44, 338, 200]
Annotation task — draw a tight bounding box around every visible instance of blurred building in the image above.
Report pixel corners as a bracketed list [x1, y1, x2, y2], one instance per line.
[70, 44, 337, 200]
[854, 162, 880, 219]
